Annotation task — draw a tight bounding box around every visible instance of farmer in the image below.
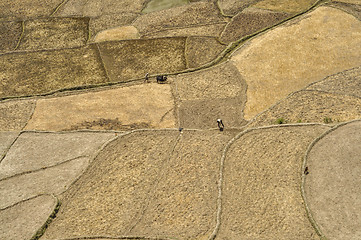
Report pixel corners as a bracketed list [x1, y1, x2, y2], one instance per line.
[217, 119, 224, 131]
[145, 72, 149, 82]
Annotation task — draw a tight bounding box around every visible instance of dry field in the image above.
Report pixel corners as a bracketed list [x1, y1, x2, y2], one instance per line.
[0, 0, 360, 239]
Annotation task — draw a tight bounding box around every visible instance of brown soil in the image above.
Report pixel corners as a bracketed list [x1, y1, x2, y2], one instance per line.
[0, 100, 35, 131]
[249, 90, 361, 127]
[97, 38, 187, 82]
[218, 0, 262, 16]
[141, 23, 227, 39]
[0, 20, 22, 53]
[306, 66, 361, 98]
[41, 130, 235, 239]
[0, 156, 89, 209]
[25, 84, 176, 131]
[17, 17, 88, 50]
[185, 37, 226, 68]
[253, 0, 317, 13]
[220, 8, 290, 44]
[0, 0, 63, 20]
[304, 121, 361, 240]
[0, 132, 114, 179]
[133, 2, 226, 35]
[216, 125, 330, 239]
[231, 7, 361, 120]
[0, 45, 108, 98]
[0, 195, 57, 240]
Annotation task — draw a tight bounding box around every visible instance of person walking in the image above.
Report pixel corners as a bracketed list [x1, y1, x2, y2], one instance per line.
[217, 119, 224, 131]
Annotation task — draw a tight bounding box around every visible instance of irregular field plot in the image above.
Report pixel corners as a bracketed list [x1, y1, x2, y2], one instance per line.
[98, 38, 186, 82]
[250, 91, 361, 127]
[0, 156, 89, 209]
[0, 195, 57, 240]
[0, 132, 114, 179]
[0, 0, 63, 19]
[0, 100, 35, 131]
[216, 125, 330, 239]
[220, 8, 289, 44]
[0, 21, 22, 53]
[304, 121, 361, 240]
[0, 45, 108, 98]
[25, 84, 176, 131]
[0, 132, 19, 158]
[218, 0, 262, 16]
[231, 7, 361, 120]
[253, 0, 317, 13]
[42, 130, 234, 239]
[94, 26, 140, 42]
[142, 0, 189, 13]
[18, 18, 89, 50]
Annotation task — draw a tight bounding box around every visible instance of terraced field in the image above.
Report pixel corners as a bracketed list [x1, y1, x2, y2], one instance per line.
[0, 0, 360, 240]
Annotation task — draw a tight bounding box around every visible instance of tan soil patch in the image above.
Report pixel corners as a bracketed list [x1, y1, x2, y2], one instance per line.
[55, 0, 146, 18]
[97, 38, 186, 82]
[333, 0, 361, 4]
[0, 132, 19, 158]
[218, 0, 262, 16]
[179, 97, 247, 129]
[249, 91, 361, 127]
[94, 26, 140, 42]
[42, 130, 234, 239]
[0, 132, 114, 179]
[89, 13, 139, 40]
[25, 84, 176, 131]
[0, 45, 108, 98]
[0, 100, 35, 131]
[216, 125, 330, 239]
[174, 62, 246, 101]
[327, 2, 361, 22]
[185, 37, 226, 68]
[133, 2, 226, 35]
[0, 0, 63, 20]
[304, 121, 361, 240]
[0, 21, 22, 53]
[220, 8, 290, 44]
[142, 23, 226, 39]
[0, 195, 57, 240]
[253, 0, 317, 13]
[306, 66, 361, 98]
[231, 7, 361, 120]
[17, 18, 88, 50]
[0, 156, 89, 209]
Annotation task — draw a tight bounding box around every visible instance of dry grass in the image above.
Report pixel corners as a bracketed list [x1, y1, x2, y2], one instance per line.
[0, 195, 57, 240]
[17, 18, 88, 50]
[220, 8, 289, 44]
[25, 84, 176, 131]
[231, 7, 361, 120]
[0, 20, 22, 52]
[94, 26, 140, 42]
[97, 38, 187, 82]
[253, 0, 317, 13]
[0, 45, 108, 98]
[0, 100, 35, 131]
[41, 130, 235, 239]
[185, 37, 226, 68]
[249, 90, 361, 127]
[217, 125, 330, 239]
[305, 121, 361, 239]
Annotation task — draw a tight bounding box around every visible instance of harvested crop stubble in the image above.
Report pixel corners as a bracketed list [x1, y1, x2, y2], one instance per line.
[218, 0, 262, 16]
[253, 0, 317, 13]
[25, 84, 176, 131]
[94, 26, 140, 42]
[220, 8, 290, 44]
[305, 120, 361, 240]
[0, 45, 108, 99]
[41, 130, 236, 239]
[0, 0, 63, 19]
[216, 125, 330, 239]
[0, 21, 22, 53]
[0, 132, 114, 179]
[328, 1, 361, 20]
[0, 156, 89, 209]
[249, 91, 361, 127]
[231, 7, 361, 120]
[17, 18, 89, 50]
[133, 2, 226, 34]
[0, 195, 57, 240]
[97, 38, 186, 82]
[0, 132, 19, 158]
[185, 37, 226, 68]
[0, 100, 35, 131]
